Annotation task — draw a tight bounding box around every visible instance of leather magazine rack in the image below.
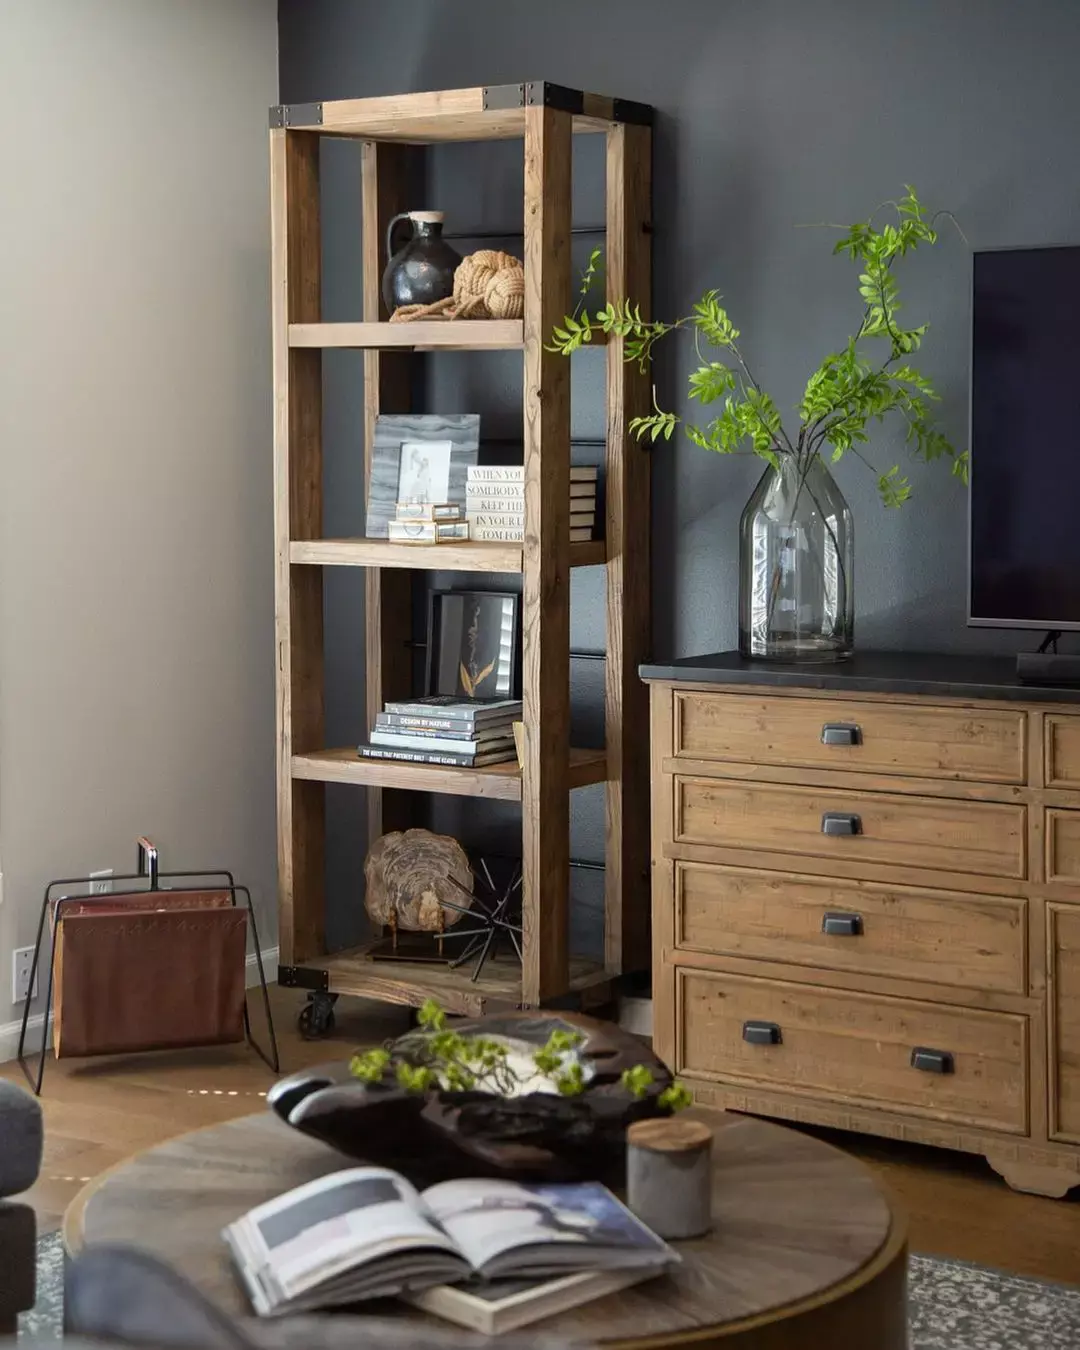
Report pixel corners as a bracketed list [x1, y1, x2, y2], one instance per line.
[18, 839, 278, 1094]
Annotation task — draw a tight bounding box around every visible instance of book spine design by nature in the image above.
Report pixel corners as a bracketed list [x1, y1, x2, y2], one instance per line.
[376, 713, 496, 732]
[375, 715, 511, 737]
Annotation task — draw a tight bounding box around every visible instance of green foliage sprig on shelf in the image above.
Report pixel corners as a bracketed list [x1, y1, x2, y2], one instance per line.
[549, 187, 967, 508]
[349, 998, 691, 1109]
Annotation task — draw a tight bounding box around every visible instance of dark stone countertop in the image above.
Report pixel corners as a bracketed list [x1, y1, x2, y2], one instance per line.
[639, 649, 1080, 704]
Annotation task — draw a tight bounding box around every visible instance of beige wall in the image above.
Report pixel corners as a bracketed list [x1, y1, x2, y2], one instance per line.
[0, 0, 279, 1038]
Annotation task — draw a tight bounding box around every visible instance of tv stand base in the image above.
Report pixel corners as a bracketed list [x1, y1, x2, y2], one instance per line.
[1016, 651, 1080, 686]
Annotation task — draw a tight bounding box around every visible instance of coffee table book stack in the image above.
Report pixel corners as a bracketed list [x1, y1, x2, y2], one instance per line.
[360, 697, 522, 769]
[271, 83, 652, 1018]
[467, 466, 599, 543]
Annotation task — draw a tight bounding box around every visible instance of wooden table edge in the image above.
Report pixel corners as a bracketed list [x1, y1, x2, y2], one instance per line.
[605, 1207, 908, 1348]
[62, 1111, 909, 1349]
[64, 1160, 119, 1257]
[62, 1112, 280, 1257]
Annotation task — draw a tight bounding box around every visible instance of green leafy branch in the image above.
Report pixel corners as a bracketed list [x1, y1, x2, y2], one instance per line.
[620, 1064, 693, 1112]
[349, 999, 691, 1108]
[547, 188, 967, 508]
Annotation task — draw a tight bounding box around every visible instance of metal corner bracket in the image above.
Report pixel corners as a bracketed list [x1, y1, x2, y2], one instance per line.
[481, 82, 584, 115]
[269, 102, 324, 129]
[277, 963, 330, 992]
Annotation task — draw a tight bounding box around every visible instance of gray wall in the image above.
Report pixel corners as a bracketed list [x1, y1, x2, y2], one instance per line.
[278, 0, 1080, 951]
[0, 0, 279, 1040]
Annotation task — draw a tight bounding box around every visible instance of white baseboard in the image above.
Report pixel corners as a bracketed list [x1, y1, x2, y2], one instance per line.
[246, 945, 280, 988]
[0, 946, 280, 1068]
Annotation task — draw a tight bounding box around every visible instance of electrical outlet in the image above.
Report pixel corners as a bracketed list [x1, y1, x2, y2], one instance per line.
[89, 868, 113, 895]
[12, 946, 38, 1003]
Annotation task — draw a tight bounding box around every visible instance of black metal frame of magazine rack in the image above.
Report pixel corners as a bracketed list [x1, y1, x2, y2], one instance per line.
[18, 838, 279, 1095]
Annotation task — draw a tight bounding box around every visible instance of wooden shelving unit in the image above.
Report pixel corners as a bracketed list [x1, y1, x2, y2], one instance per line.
[270, 82, 652, 1014]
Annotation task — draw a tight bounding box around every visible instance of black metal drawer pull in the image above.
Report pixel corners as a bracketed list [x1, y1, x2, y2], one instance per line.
[910, 1046, 954, 1074]
[742, 1020, 782, 1046]
[821, 812, 862, 836]
[821, 722, 862, 746]
[821, 911, 864, 936]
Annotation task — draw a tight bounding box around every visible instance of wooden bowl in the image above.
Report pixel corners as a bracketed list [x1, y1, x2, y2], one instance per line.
[267, 1011, 673, 1187]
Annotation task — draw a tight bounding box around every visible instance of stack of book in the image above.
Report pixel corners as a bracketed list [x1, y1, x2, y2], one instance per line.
[466, 466, 599, 542]
[358, 696, 523, 768]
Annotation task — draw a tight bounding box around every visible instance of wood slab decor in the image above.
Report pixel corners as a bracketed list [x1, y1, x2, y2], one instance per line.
[267, 1012, 673, 1187]
[363, 829, 473, 937]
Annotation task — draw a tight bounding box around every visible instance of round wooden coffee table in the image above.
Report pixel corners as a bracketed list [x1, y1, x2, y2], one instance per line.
[65, 1110, 907, 1348]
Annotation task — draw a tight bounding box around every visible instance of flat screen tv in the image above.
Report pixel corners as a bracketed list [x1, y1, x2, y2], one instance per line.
[969, 244, 1080, 630]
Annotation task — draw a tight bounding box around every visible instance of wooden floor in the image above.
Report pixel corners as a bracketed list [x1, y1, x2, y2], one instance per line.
[4, 985, 1079, 1284]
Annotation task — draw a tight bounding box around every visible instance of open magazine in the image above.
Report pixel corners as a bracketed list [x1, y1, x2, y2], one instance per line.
[224, 1167, 676, 1319]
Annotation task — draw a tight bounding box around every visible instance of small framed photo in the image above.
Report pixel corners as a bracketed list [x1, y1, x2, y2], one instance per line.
[425, 590, 520, 699]
[366, 414, 479, 539]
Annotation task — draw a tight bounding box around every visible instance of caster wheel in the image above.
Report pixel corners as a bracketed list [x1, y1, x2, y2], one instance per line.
[298, 992, 337, 1040]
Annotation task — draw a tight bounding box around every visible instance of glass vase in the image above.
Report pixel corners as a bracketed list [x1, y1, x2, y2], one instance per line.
[738, 453, 854, 662]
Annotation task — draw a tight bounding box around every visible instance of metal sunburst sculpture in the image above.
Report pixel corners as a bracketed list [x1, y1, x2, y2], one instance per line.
[441, 858, 523, 982]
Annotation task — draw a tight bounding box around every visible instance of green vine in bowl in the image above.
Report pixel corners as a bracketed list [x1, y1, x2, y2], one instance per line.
[349, 998, 691, 1110]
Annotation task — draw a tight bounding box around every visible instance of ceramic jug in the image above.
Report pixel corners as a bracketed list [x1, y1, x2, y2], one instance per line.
[381, 210, 461, 314]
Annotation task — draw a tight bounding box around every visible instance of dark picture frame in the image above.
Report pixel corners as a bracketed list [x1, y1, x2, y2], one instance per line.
[365, 414, 480, 539]
[425, 590, 520, 699]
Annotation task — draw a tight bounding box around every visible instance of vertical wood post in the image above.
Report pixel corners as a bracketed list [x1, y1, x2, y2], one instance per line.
[521, 104, 573, 1004]
[271, 129, 325, 965]
[1028, 708, 1049, 1144]
[605, 121, 653, 974]
[361, 142, 416, 844]
[649, 683, 677, 1070]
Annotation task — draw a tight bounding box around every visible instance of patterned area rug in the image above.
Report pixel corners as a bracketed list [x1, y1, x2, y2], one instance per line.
[21, 1234, 1080, 1345]
[908, 1254, 1080, 1348]
[21, 1233, 64, 1340]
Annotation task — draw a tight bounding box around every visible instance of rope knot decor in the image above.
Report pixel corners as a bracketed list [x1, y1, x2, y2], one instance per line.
[389, 249, 525, 323]
[454, 249, 525, 320]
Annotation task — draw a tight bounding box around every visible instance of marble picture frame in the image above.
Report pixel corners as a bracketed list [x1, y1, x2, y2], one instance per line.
[365, 413, 480, 539]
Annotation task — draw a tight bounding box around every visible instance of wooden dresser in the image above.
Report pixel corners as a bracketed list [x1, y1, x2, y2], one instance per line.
[642, 651, 1080, 1197]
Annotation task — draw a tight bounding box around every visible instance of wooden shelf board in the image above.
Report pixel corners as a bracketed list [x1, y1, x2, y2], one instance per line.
[289, 321, 523, 350]
[288, 321, 607, 351]
[290, 538, 607, 572]
[277, 88, 627, 143]
[292, 747, 607, 800]
[320, 943, 611, 1016]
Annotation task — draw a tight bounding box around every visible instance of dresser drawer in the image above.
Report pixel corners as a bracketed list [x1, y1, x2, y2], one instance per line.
[674, 863, 1027, 994]
[673, 691, 1026, 784]
[1045, 716, 1080, 789]
[1049, 903, 1080, 1142]
[1046, 809, 1080, 885]
[677, 969, 1028, 1134]
[675, 778, 1026, 879]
